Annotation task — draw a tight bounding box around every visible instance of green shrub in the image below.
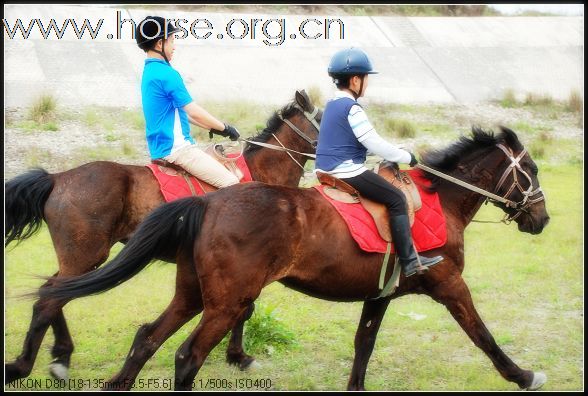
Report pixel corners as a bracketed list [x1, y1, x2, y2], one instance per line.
[566, 90, 583, 113]
[500, 89, 518, 108]
[243, 303, 297, 355]
[524, 92, 553, 107]
[29, 94, 57, 124]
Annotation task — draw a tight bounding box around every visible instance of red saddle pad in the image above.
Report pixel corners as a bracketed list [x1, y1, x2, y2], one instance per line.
[147, 154, 253, 202]
[314, 169, 447, 253]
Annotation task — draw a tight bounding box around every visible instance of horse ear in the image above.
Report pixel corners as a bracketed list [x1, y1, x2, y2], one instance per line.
[295, 89, 311, 112]
[499, 126, 523, 151]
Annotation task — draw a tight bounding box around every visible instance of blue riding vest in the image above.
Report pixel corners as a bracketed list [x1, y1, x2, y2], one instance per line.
[315, 97, 367, 171]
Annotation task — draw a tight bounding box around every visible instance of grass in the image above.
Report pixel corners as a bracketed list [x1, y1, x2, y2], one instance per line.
[192, 101, 274, 142]
[498, 89, 583, 131]
[4, 161, 583, 391]
[383, 118, 417, 138]
[25, 147, 54, 168]
[524, 92, 554, 107]
[122, 109, 146, 131]
[500, 89, 583, 114]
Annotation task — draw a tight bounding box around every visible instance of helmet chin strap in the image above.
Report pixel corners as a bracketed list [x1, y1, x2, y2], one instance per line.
[347, 75, 365, 100]
[152, 38, 170, 64]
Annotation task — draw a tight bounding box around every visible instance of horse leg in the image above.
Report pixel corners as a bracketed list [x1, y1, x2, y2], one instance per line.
[48, 309, 75, 380]
[347, 297, 392, 391]
[427, 272, 546, 390]
[5, 290, 64, 384]
[6, 224, 113, 384]
[174, 305, 248, 391]
[103, 288, 257, 387]
[104, 258, 203, 391]
[174, 255, 262, 391]
[226, 302, 259, 370]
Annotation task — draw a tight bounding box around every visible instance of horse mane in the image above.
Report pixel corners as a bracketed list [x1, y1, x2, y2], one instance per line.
[419, 126, 523, 190]
[244, 102, 300, 154]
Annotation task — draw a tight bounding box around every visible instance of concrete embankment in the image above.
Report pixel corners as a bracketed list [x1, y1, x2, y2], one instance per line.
[3, 4, 584, 107]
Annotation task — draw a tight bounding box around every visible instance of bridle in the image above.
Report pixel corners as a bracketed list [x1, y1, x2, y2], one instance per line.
[486, 143, 545, 224]
[279, 103, 320, 148]
[240, 102, 319, 170]
[417, 143, 545, 225]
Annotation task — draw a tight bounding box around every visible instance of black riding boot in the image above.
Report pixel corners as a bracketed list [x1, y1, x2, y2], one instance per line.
[390, 214, 443, 277]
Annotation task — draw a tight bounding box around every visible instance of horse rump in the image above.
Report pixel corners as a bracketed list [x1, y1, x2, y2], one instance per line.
[38, 196, 207, 301]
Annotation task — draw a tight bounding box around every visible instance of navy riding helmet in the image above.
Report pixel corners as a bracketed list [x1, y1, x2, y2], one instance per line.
[328, 47, 379, 77]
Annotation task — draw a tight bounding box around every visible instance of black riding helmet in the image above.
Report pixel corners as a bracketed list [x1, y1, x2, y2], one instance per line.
[135, 16, 180, 63]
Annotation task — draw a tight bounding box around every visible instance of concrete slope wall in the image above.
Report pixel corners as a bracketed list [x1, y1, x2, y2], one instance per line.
[3, 4, 584, 107]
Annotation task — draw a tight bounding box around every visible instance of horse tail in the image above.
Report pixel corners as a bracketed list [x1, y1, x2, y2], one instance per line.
[38, 196, 207, 301]
[5, 168, 55, 246]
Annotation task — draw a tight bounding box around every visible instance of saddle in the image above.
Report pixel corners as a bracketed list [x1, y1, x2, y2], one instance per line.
[151, 143, 245, 190]
[316, 162, 422, 242]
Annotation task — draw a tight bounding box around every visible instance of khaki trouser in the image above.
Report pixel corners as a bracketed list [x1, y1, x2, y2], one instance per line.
[164, 144, 239, 188]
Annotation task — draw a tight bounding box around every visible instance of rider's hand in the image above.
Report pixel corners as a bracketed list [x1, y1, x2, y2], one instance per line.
[224, 124, 240, 141]
[209, 123, 240, 141]
[409, 153, 418, 167]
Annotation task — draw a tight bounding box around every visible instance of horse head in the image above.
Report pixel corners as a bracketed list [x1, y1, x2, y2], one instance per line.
[487, 126, 550, 234]
[242, 90, 321, 185]
[293, 89, 322, 148]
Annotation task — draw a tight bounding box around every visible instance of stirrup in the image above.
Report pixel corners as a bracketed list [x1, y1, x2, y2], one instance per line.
[414, 263, 430, 275]
[404, 255, 444, 277]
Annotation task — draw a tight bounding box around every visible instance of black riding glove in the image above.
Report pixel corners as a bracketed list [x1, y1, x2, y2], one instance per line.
[409, 153, 418, 167]
[209, 123, 241, 141]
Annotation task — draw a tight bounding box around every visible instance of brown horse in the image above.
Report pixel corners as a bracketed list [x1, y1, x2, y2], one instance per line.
[39, 126, 550, 391]
[5, 90, 320, 384]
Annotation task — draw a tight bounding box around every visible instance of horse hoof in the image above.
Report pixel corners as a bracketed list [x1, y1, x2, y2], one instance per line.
[242, 359, 262, 371]
[49, 362, 69, 381]
[526, 372, 547, 391]
[5, 363, 25, 384]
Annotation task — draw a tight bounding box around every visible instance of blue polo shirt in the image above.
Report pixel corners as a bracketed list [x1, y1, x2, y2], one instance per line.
[141, 58, 194, 159]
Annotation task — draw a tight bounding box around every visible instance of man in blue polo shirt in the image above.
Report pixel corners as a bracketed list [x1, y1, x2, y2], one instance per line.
[136, 16, 240, 188]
